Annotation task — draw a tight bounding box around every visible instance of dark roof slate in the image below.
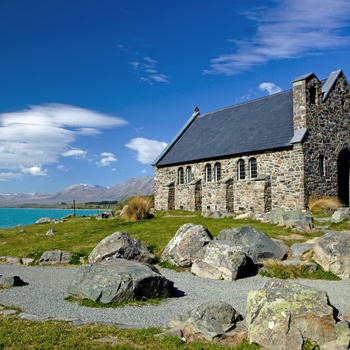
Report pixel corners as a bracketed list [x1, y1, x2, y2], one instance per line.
[155, 89, 294, 166]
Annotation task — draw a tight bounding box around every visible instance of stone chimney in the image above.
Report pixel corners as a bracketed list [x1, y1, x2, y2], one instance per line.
[292, 72, 320, 133]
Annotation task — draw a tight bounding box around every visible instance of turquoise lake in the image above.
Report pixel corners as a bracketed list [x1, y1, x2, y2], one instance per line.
[0, 208, 103, 229]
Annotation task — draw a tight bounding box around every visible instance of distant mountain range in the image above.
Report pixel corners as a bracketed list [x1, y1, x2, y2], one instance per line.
[0, 176, 154, 207]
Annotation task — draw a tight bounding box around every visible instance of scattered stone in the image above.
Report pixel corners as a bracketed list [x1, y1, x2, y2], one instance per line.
[291, 242, 313, 258]
[46, 229, 56, 236]
[35, 217, 53, 224]
[279, 259, 318, 274]
[119, 205, 129, 217]
[313, 231, 350, 279]
[155, 327, 183, 339]
[19, 313, 47, 322]
[88, 231, 154, 264]
[6, 257, 21, 264]
[0, 275, 27, 288]
[39, 250, 73, 264]
[21, 258, 35, 265]
[331, 208, 350, 223]
[234, 212, 254, 220]
[216, 226, 286, 264]
[161, 223, 213, 267]
[0, 309, 18, 316]
[269, 208, 314, 231]
[191, 241, 250, 281]
[67, 259, 174, 303]
[246, 279, 349, 350]
[169, 301, 242, 341]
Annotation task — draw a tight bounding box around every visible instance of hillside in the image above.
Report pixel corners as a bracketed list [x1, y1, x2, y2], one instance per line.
[0, 176, 154, 207]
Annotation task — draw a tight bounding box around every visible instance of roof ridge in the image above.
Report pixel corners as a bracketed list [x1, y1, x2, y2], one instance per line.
[199, 88, 292, 117]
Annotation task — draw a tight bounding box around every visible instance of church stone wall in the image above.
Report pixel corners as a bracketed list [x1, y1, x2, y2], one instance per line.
[294, 73, 350, 200]
[153, 145, 305, 213]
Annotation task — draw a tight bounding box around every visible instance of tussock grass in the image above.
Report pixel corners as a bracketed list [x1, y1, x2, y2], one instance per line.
[121, 196, 154, 222]
[259, 259, 340, 280]
[308, 196, 343, 214]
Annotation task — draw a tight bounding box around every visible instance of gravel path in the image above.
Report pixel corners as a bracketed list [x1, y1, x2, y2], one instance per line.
[1, 263, 350, 329]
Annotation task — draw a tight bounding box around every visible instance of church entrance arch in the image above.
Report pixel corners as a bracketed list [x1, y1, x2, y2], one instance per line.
[338, 149, 350, 206]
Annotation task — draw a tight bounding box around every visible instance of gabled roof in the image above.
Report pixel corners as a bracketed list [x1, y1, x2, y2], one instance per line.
[322, 69, 342, 101]
[154, 89, 294, 166]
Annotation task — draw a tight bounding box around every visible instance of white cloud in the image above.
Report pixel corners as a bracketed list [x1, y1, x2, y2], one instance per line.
[0, 172, 22, 181]
[97, 152, 117, 167]
[21, 165, 47, 176]
[130, 56, 169, 85]
[204, 0, 350, 75]
[259, 82, 282, 95]
[141, 169, 147, 174]
[0, 104, 128, 178]
[61, 148, 87, 158]
[125, 137, 168, 164]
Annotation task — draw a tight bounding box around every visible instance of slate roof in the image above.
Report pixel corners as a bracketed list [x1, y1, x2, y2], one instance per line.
[154, 89, 294, 166]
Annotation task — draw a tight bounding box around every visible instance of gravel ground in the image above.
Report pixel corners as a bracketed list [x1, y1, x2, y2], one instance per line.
[1, 263, 350, 329]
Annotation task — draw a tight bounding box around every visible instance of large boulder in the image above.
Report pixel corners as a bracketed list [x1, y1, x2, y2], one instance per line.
[246, 279, 350, 349]
[270, 209, 314, 231]
[191, 241, 252, 281]
[88, 231, 154, 264]
[169, 301, 243, 341]
[216, 226, 286, 264]
[161, 223, 213, 267]
[67, 259, 173, 303]
[313, 231, 350, 279]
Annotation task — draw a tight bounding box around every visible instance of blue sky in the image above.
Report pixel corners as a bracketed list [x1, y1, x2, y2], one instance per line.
[1, 0, 350, 193]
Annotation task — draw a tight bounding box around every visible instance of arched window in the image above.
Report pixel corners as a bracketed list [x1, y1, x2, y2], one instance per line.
[249, 158, 257, 179]
[214, 162, 221, 181]
[178, 167, 184, 184]
[205, 164, 212, 182]
[186, 166, 192, 183]
[238, 159, 245, 180]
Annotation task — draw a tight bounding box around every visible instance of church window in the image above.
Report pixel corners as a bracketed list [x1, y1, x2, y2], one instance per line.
[249, 158, 257, 179]
[214, 162, 221, 181]
[186, 166, 192, 183]
[205, 164, 212, 182]
[309, 86, 316, 105]
[238, 159, 245, 180]
[178, 167, 184, 184]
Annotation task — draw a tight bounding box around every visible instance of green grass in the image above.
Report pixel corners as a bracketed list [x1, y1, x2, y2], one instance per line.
[0, 210, 323, 261]
[259, 260, 341, 280]
[0, 315, 260, 350]
[0, 209, 336, 349]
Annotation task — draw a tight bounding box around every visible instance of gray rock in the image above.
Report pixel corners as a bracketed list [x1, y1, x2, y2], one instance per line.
[331, 208, 350, 223]
[21, 258, 35, 265]
[35, 217, 52, 224]
[169, 301, 242, 341]
[291, 242, 313, 258]
[5, 257, 21, 264]
[246, 279, 349, 350]
[161, 223, 213, 267]
[88, 231, 154, 264]
[191, 241, 249, 281]
[39, 250, 73, 264]
[46, 229, 56, 236]
[67, 259, 174, 303]
[279, 259, 318, 274]
[270, 209, 314, 231]
[216, 226, 286, 263]
[313, 231, 350, 279]
[119, 205, 129, 217]
[0, 275, 27, 287]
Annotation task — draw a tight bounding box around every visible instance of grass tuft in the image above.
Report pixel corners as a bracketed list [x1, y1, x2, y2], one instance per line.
[121, 196, 154, 222]
[308, 196, 343, 214]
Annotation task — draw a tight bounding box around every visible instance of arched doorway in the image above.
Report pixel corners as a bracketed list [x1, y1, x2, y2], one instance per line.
[167, 183, 175, 210]
[194, 182, 202, 212]
[338, 149, 350, 206]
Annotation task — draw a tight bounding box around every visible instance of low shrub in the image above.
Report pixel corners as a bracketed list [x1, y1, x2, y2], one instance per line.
[308, 196, 343, 214]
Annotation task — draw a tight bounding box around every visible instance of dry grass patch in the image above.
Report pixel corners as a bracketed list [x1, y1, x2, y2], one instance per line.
[122, 196, 154, 222]
[308, 196, 343, 214]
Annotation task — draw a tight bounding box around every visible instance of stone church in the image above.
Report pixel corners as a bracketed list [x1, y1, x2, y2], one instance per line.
[153, 70, 350, 213]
